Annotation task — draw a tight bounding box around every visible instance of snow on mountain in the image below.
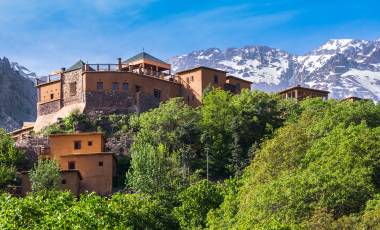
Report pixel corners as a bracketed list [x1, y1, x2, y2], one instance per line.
[169, 38, 380, 101]
[10, 61, 36, 80]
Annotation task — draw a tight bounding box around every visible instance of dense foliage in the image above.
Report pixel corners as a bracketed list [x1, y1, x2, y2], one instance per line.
[0, 129, 24, 189]
[208, 98, 380, 229]
[1, 90, 379, 229]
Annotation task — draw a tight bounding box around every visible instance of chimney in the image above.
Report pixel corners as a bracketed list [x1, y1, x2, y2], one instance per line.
[117, 58, 122, 71]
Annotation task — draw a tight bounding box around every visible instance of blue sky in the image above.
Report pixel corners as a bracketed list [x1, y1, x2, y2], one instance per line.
[0, 0, 379, 75]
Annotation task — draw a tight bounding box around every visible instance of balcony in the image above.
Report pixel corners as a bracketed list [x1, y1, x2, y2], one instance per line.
[84, 63, 177, 82]
[36, 74, 61, 86]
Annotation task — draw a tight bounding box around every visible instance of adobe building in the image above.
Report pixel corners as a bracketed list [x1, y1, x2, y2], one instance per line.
[20, 132, 115, 196]
[341, 96, 368, 102]
[33, 52, 252, 131]
[278, 85, 329, 101]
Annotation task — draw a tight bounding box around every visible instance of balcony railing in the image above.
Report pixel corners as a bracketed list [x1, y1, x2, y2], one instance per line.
[84, 63, 177, 82]
[36, 74, 61, 85]
[85, 64, 119, 72]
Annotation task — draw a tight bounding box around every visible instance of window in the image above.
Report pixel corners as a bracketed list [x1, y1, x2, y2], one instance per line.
[97, 82, 104, 91]
[50, 94, 54, 100]
[135, 85, 141, 93]
[112, 82, 119, 91]
[68, 161, 76, 170]
[186, 77, 190, 83]
[123, 83, 129, 92]
[98, 161, 103, 167]
[192, 95, 195, 101]
[191, 76, 194, 82]
[61, 179, 66, 184]
[74, 141, 81, 150]
[213, 75, 218, 84]
[236, 83, 241, 91]
[69, 82, 77, 96]
[88, 141, 93, 146]
[153, 89, 161, 99]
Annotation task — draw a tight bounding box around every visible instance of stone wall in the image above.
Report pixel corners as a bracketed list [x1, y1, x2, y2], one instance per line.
[84, 91, 135, 115]
[62, 69, 83, 106]
[137, 92, 160, 113]
[37, 100, 61, 116]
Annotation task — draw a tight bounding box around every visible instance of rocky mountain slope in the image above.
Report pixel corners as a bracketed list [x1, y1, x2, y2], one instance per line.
[169, 39, 380, 101]
[0, 57, 36, 131]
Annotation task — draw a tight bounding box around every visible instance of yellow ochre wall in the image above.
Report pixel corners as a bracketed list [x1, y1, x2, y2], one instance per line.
[49, 133, 104, 159]
[60, 154, 114, 195]
[37, 81, 61, 104]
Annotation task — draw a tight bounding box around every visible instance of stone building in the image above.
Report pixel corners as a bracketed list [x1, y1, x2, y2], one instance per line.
[278, 85, 329, 101]
[34, 52, 252, 132]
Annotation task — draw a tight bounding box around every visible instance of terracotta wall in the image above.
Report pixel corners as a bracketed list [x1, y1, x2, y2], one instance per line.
[176, 68, 227, 106]
[37, 81, 62, 104]
[176, 69, 203, 106]
[60, 153, 114, 195]
[60, 170, 81, 196]
[226, 77, 252, 93]
[200, 68, 227, 90]
[83, 71, 181, 103]
[49, 133, 104, 159]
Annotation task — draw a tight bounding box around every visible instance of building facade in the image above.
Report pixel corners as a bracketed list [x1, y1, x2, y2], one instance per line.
[278, 85, 329, 101]
[34, 52, 252, 131]
[20, 132, 115, 196]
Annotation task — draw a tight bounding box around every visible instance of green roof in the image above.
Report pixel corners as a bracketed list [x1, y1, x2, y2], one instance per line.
[123, 52, 169, 65]
[66, 60, 86, 72]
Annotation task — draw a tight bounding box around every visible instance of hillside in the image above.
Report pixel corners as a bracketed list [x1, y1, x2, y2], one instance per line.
[0, 57, 36, 131]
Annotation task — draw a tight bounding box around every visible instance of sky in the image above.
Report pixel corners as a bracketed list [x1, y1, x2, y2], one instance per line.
[0, 0, 379, 75]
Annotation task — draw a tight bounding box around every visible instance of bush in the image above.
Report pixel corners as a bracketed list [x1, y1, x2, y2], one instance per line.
[29, 159, 61, 192]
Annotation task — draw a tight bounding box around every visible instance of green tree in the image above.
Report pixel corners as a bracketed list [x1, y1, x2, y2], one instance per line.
[127, 143, 185, 194]
[29, 159, 61, 192]
[0, 129, 24, 189]
[200, 89, 299, 179]
[129, 97, 201, 179]
[212, 99, 380, 228]
[173, 180, 223, 229]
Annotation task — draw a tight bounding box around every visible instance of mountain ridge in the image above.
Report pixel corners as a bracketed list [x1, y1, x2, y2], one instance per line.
[0, 57, 36, 131]
[169, 38, 380, 101]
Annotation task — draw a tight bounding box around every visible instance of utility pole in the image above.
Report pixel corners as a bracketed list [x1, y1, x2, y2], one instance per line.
[206, 147, 209, 182]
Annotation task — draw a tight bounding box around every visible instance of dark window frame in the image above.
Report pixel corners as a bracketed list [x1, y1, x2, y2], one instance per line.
[153, 89, 161, 99]
[68, 161, 76, 170]
[123, 82, 129, 92]
[112, 82, 119, 91]
[97, 82, 104, 91]
[213, 75, 218, 84]
[74, 141, 82, 150]
[98, 161, 103, 167]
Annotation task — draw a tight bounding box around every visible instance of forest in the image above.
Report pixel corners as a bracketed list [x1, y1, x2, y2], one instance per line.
[0, 88, 379, 229]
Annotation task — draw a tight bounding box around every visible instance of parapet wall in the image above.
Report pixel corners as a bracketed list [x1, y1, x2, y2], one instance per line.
[37, 100, 62, 116]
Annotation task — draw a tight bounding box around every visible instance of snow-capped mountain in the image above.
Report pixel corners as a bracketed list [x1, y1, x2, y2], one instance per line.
[0, 57, 36, 131]
[169, 39, 380, 101]
[11, 61, 37, 80]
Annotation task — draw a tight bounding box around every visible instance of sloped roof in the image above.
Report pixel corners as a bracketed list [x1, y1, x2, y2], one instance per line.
[66, 60, 86, 72]
[123, 52, 169, 65]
